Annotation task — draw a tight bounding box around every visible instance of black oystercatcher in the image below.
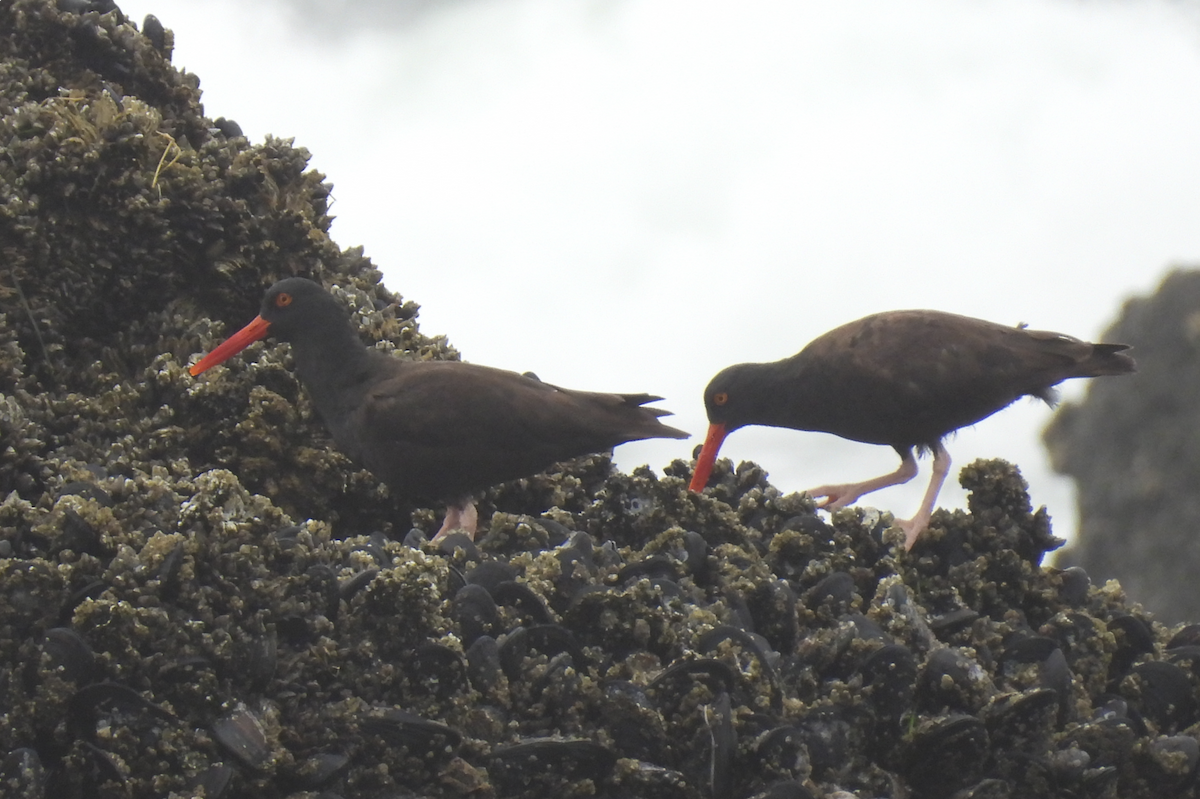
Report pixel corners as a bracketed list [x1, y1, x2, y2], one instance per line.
[190, 278, 688, 539]
[688, 310, 1135, 549]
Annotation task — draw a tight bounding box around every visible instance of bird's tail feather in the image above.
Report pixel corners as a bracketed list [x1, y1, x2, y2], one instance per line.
[1080, 343, 1137, 377]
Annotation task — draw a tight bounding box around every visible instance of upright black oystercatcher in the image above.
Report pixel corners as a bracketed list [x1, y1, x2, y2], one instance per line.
[688, 310, 1135, 549]
[190, 278, 689, 539]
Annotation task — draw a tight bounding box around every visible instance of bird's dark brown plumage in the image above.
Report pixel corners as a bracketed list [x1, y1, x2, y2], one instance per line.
[190, 278, 688, 538]
[689, 309, 1135, 549]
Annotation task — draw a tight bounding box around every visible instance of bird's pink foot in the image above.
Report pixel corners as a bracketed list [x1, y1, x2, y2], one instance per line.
[806, 483, 870, 510]
[806, 453, 921, 516]
[894, 515, 928, 551]
[431, 501, 479, 542]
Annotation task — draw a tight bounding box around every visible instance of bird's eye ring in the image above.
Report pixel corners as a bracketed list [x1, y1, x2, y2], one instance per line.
[714, 392, 729, 405]
[275, 292, 293, 308]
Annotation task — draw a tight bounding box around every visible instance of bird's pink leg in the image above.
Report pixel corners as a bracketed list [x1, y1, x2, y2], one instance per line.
[895, 443, 950, 550]
[807, 450, 919, 510]
[432, 499, 479, 542]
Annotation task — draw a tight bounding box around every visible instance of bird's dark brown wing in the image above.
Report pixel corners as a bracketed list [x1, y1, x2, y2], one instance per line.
[795, 310, 1133, 447]
[348, 360, 686, 500]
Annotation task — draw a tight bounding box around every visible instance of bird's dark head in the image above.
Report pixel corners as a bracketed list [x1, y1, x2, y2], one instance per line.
[189, 277, 347, 376]
[689, 362, 763, 493]
[257, 278, 343, 342]
[701, 363, 760, 430]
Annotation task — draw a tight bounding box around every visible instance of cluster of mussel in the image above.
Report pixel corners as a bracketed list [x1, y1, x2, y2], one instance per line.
[3, 454, 1200, 799]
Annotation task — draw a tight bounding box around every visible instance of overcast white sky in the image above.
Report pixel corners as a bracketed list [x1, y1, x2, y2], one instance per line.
[119, 0, 1200, 544]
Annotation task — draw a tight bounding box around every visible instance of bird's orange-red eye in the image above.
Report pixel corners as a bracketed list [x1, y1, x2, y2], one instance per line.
[714, 392, 729, 405]
[275, 292, 293, 308]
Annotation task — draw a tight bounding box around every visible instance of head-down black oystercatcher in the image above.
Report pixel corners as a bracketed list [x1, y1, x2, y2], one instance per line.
[190, 278, 689, 539]
[689, 310, 1135, 550]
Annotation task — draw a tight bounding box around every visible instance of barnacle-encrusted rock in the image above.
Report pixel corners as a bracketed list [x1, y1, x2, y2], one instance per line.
[0, 3, 1188, 798]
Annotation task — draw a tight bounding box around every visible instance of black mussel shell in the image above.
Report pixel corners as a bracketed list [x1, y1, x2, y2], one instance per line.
[617, 554, 677, 585]
[1143, 734, 1200, 790]
[1168, 624, 1200, 650]
[338, 568, 378, 600]
[359, 709, 462, 761]
[929, 607, 980, 639]
[488, 738, 616, 793]
[745, 580, 799, 653]
[436, 532, 480, 561]
[464, 561, 519, 594]
[1, 748, 45, 799]
[1062, 715, 1138, 771]
[52, 508, 103, 557]
[273, 525, 303, 550]
[1122, 661, 1198, 733]
[649, 659, 738, 713]
[498, 624, 584, 681]
[1058, 566, 1091, 606]
[283, 751, 351, 790]
[58, 580, 107, 625]
[614, 761, 693, 799]
[553, 544, 597, 608]
[1107, 615, 1155, 681]
[57, 481, 113, 507]
[405, 642, 467, 701]
[156, 543, 186, 599]
[141, 13, 167, 54]
[859, 643, 917, 718]
[466, 635, 504, 693]
[212, 117, 243, 138]
[708, 691, 735, 799]
[453, 584, 501, 646]
[190, 762, 234, 799]
[40, 627, 97, 685]
[601, 680, 670, 763]
[232, 627, 277, 690]
[754, 726, 809, 784]
[750, 781, 818, 799]
[791, 705, 863, 778]
[902, 715, 990, 799]
[803, 571, 857, 617]
[68, 682, 175, 741]
[981, 688, 1059, 759]
[211, 704, 271, 771]
[951, 778, 1012, 799]
[918, 648, 994, 713]
[492, 581, 554, 626]
[698, 625, 782, 713]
